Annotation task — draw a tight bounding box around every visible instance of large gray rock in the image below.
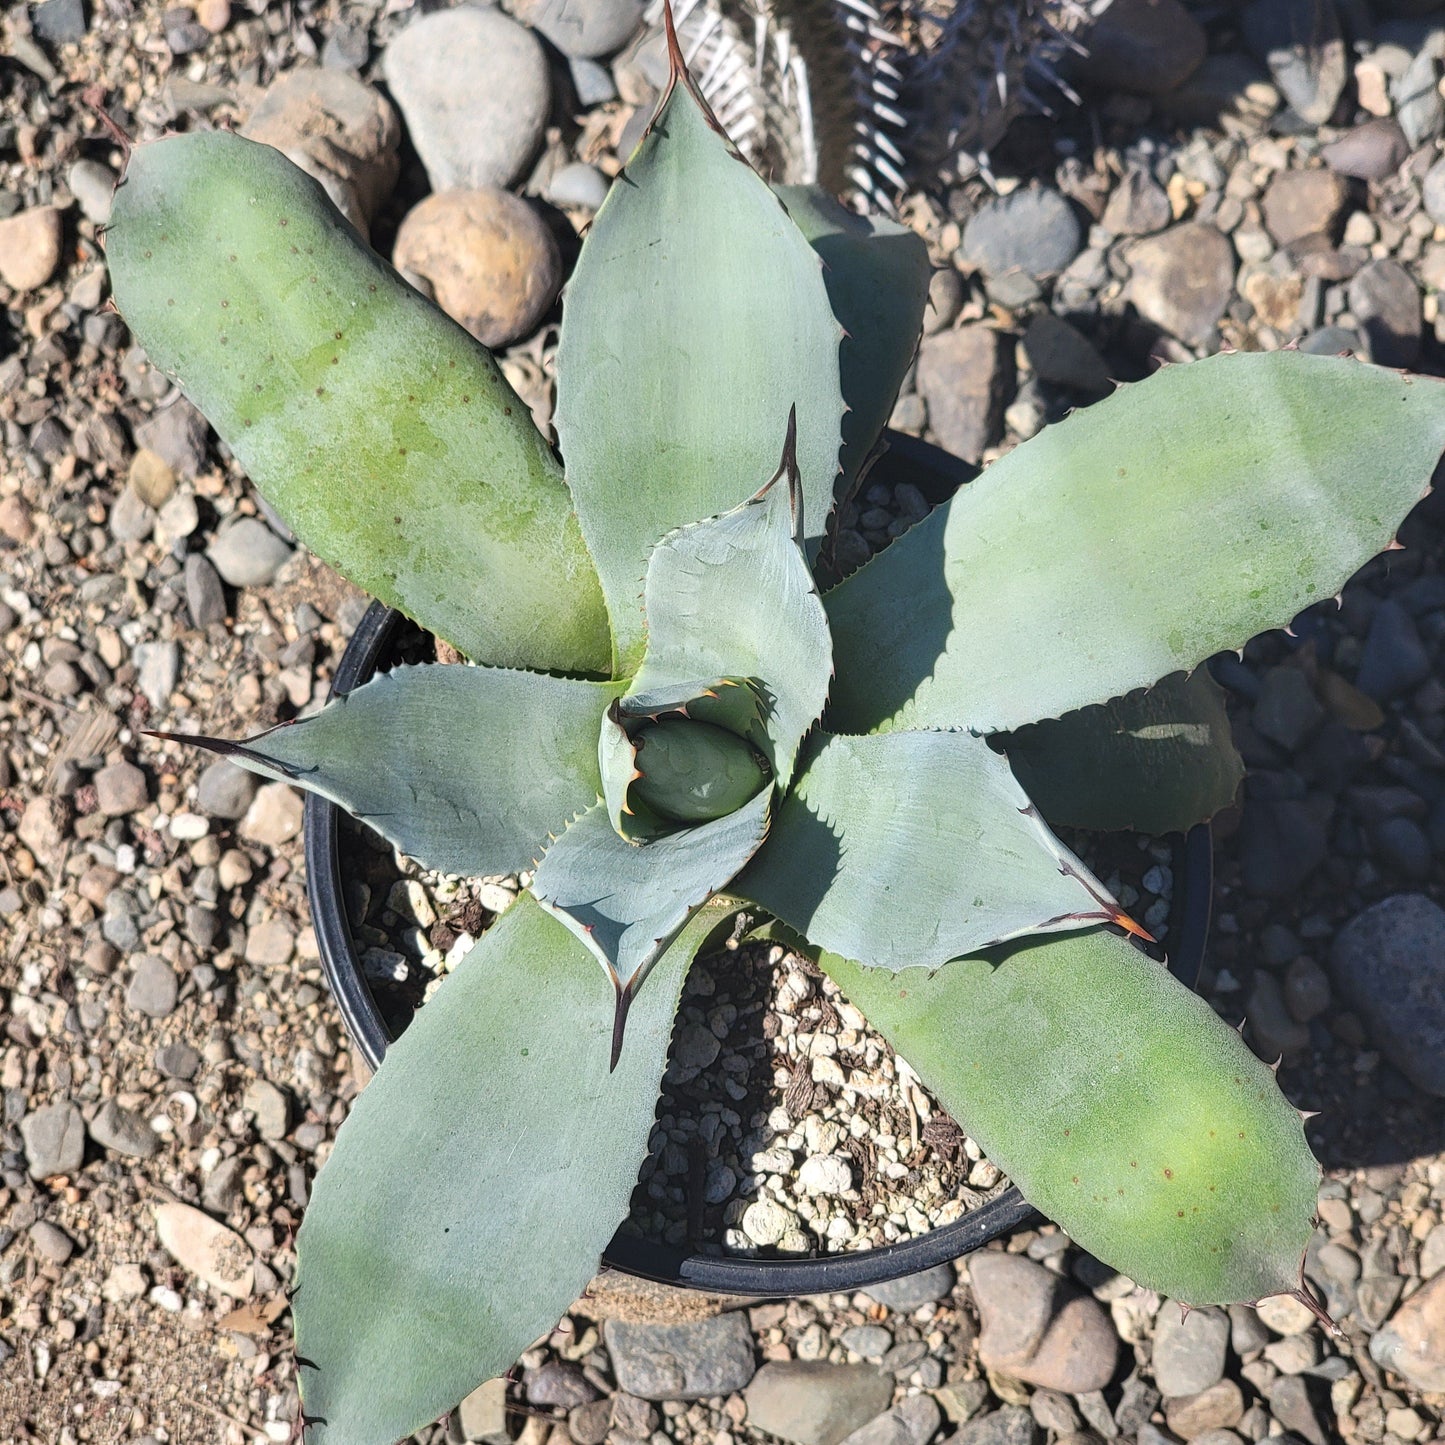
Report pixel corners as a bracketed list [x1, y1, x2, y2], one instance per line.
[208, 515, 294, 588]
[385, 9, 549, 192]
[915, 325, 1009, 465]
[954, 1408, 1038, 1445]
[133, 397, 209, 478]
[968, 1250, 1118, 1393]
[196, 758, 258, 820]
[1349, 258, 1422, 369]
[744, 1362, 894, 1445]
[1330, 894, 1445, 1095]
[603, 1311, 756, 1400]
[840, 1396, 943, 1445]
[242, 67, 401, 235]
[1370, 1270, 1445, 1391]
[21, 1100, 86, 1180]
[89, 1100, 160, 1159]
[1152, 1303, 1229, 1397]
[511, 0, 644, 59]
[126, 955, 179, 1020]
[961, 187, 1082, 280]
[1072, 0, 1204, 96]
[863, 1262, 956, 1312]
[1124, 223, 1234, 347]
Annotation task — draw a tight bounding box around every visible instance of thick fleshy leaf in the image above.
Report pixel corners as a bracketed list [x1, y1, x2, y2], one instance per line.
[156, 665, 621, 878]
[1002, 670, 1245, 834]
[295, 894, 734, 1445]
[825, 352, 1445, 735]
[599, 681, 767, 842]
[553, 67, 845, 673]
[531, 791, 771, 1063]
[818, 928, 1321, 1305]
[775, 185, 931, 505]
[735, 729, 1131, 972]
[626, 465, 831, 788]
[107, 131, 610, 674]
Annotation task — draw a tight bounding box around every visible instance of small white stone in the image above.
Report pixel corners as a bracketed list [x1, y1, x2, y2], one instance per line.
[169, 812, 210, 840]
[477, 880, 518, 914]
[741, 1198, 794, 1246]
[387, 879, 436, 928]
[797, 1154, 853, 1197]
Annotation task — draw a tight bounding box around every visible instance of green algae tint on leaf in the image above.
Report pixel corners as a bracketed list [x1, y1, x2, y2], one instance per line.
[825, 352, 1445, 736]
[154, 664, 622, 879]
[554, 77, 845, 674]
[295, 896, 734, 1445]
[820, 928, 1320, 1305]
[735, 729, 1127, 972]
[1001, 669, 1245, 834]
[107, 131, 610, 675]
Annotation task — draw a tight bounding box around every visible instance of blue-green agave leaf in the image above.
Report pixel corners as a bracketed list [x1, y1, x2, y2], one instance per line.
[295, 894, 734, 1445]
[107, 130, 611, 675]
[736, 729, 1134, 972]
[531, 791, 771, 1064]
[819, 928, 1320, 1305]
[1002, 669, 1245, 834]
[154, 664, 621, 877]
[625, 433, 831, 789]
[554, 60, 845, 674]
[825, 352, 1445, 735]
[775, 185, 931, 507]
[599, 681, 767, 842]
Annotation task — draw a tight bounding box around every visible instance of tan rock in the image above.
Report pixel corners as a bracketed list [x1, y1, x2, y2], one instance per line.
[1164, 1379, 1245, 1439]
[242, 68, 400, 234]
[969, 1250, 1119, 1394]
[0, 492, 35, 543]
[155, 1201, 254, 1298]
[1124, 223, 1234, 347]
[1254, 1291, 1316, 1334]
[18, 795, 71, 867]
[127, 448, 177, 509]
[393, 188, 563, 349]
[196, 0, 229, 31]
[0, 207, 62, 292]
[1242, 271, 1304, 332]
[239, 781, 304, 846]
[1370, 1270, 1445, 1391]
[1261, 169, 1352, 248]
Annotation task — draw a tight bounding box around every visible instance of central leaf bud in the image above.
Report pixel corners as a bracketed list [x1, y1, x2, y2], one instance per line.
[631, 718, 769, 824]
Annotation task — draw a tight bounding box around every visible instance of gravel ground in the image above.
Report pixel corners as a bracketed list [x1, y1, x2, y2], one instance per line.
[3, 0, 1445, 1442]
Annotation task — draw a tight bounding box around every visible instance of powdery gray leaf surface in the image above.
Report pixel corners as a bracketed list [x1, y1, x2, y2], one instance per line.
[162, 663, 621, 878]
[737, 728, 1126, 971]
[295, 896, 732, 1445]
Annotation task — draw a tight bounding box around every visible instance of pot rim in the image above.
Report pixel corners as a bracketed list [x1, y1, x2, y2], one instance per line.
[303, 428, 1213, 1296]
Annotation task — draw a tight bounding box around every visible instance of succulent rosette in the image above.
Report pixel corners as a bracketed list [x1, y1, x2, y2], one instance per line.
[105, 17, 1445, 1443]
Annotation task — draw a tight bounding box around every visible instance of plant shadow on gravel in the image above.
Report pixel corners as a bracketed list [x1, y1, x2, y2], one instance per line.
[970, 65, 1445, 1187]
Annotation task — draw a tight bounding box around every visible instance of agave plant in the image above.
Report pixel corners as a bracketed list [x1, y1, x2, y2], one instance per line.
[106, 18, 1445, 1443]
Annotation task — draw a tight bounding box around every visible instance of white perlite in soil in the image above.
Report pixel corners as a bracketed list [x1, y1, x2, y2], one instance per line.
[338, 810, 1178, 1257]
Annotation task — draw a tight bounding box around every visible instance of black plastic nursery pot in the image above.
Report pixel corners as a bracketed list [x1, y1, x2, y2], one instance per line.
[303, 434, 1215, 1299]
